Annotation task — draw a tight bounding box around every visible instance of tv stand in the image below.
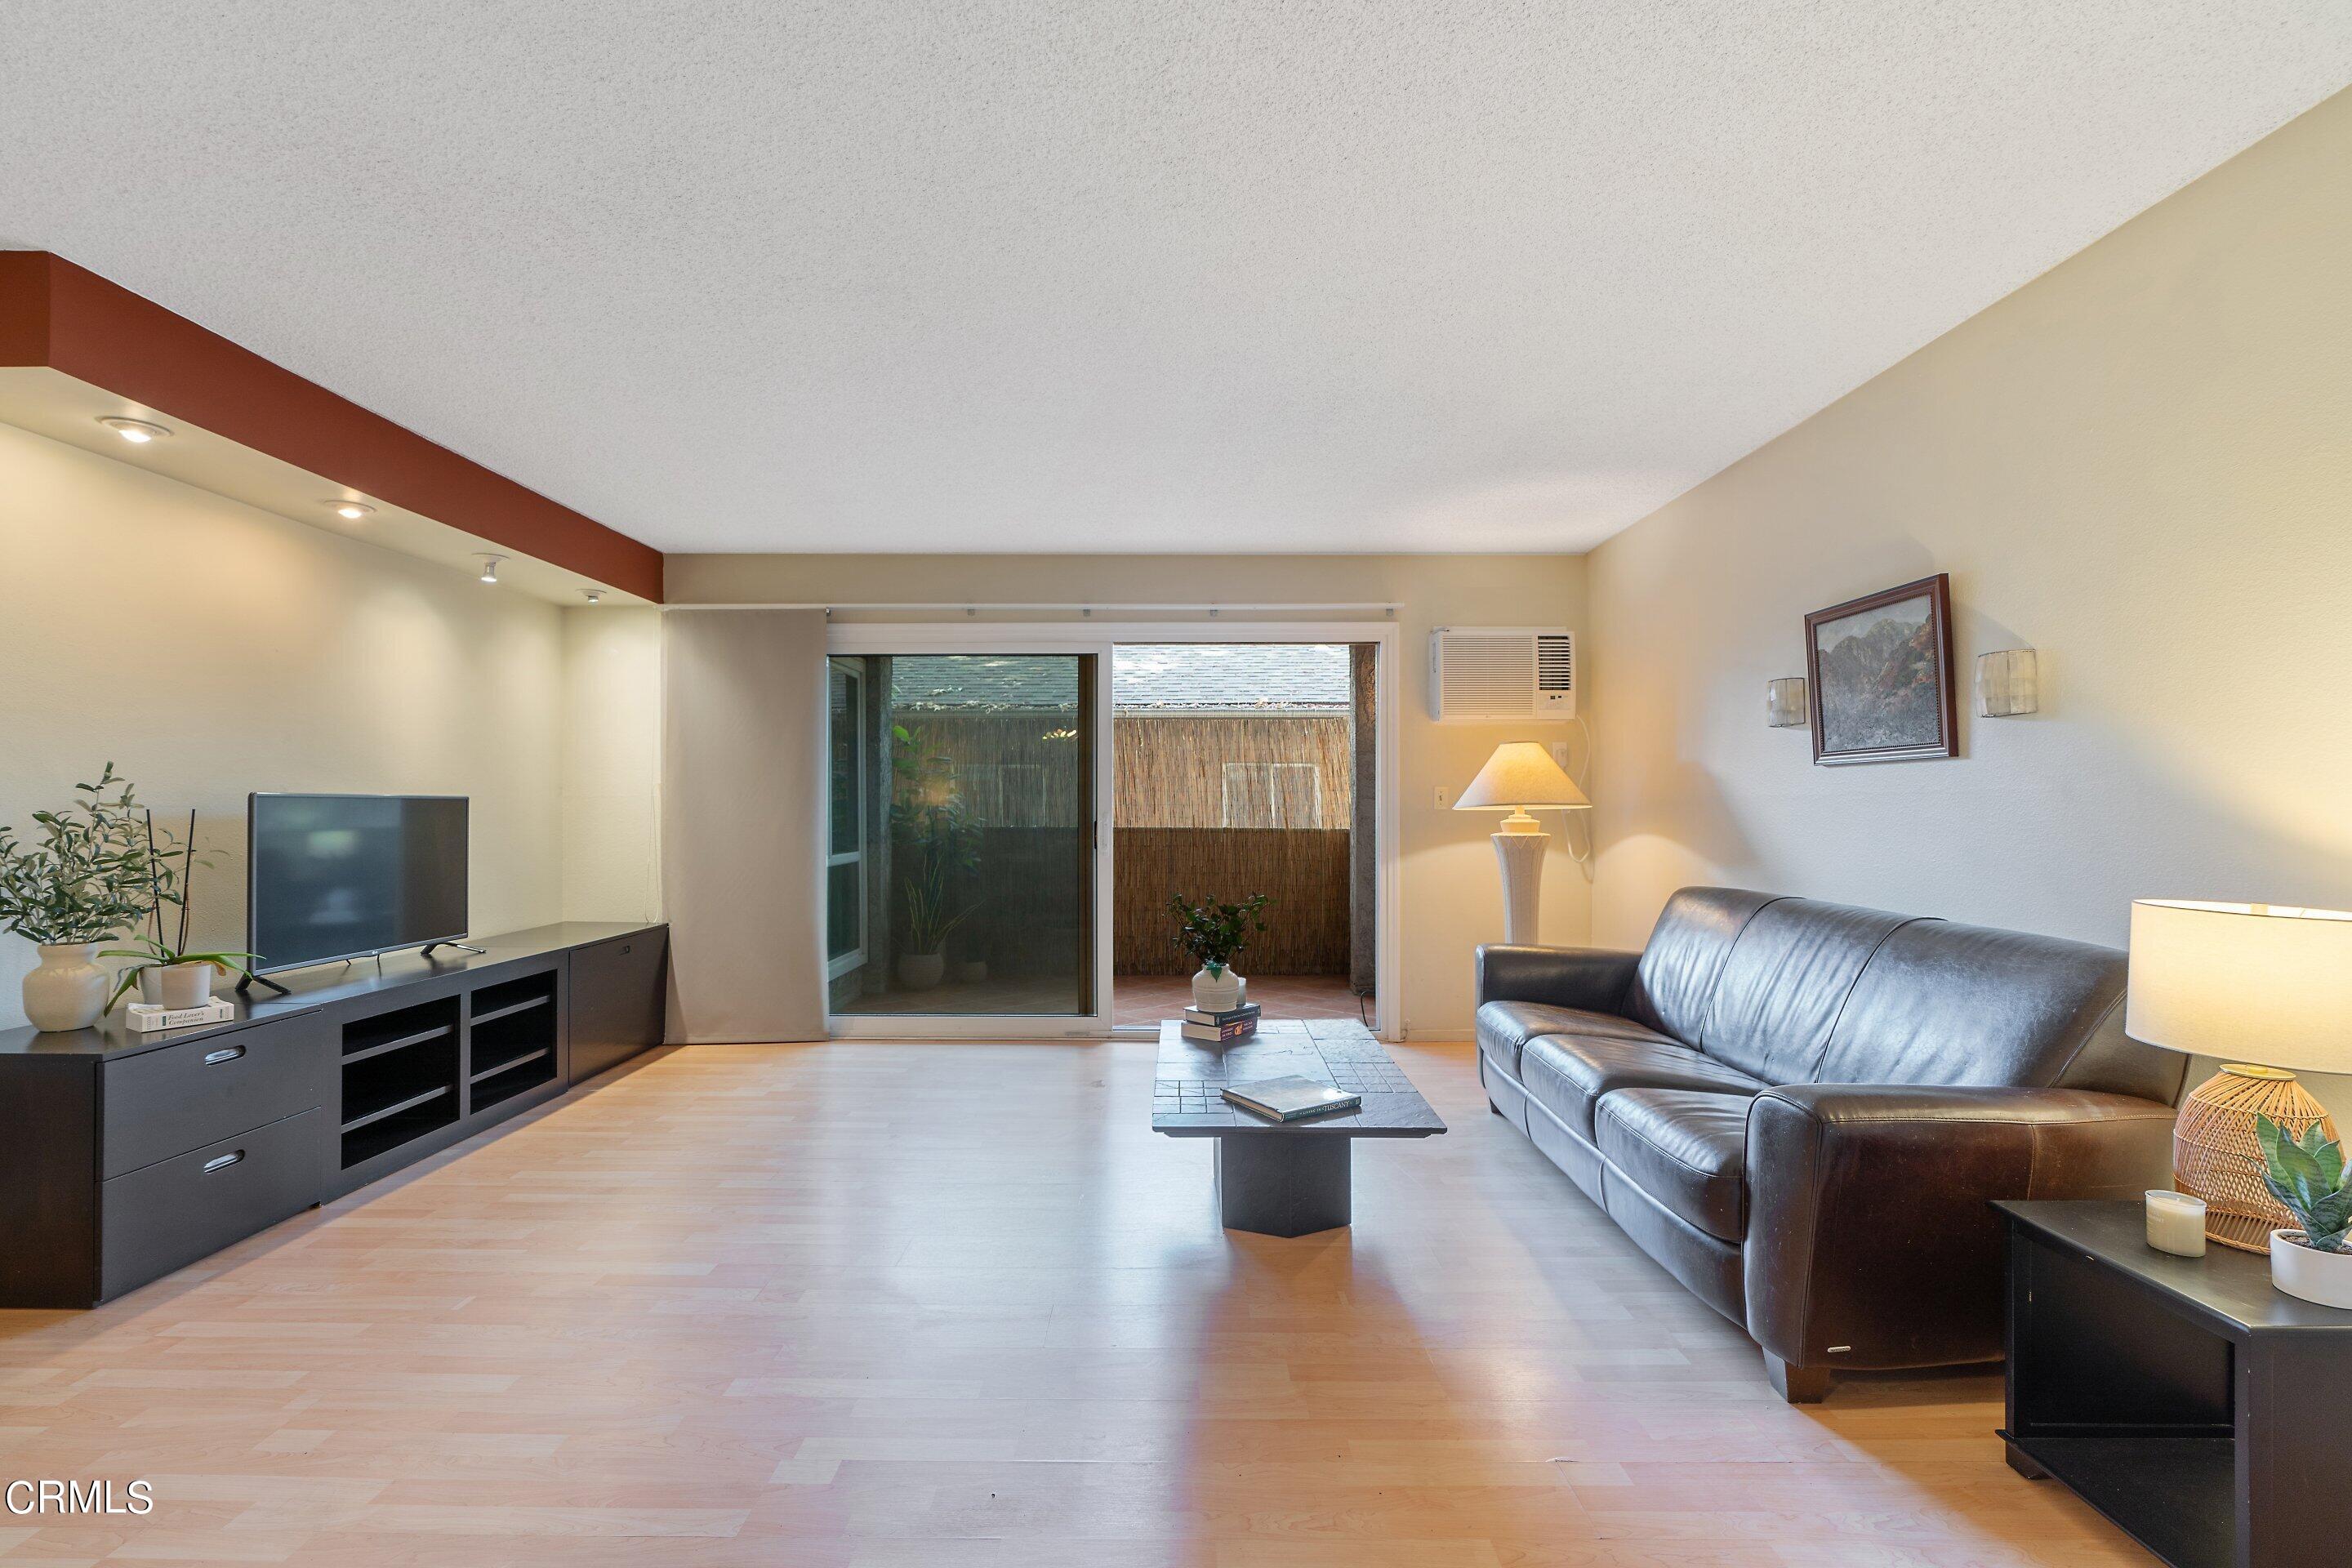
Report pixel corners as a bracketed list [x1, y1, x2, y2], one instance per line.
[0, 920, 668, 1307]
[421, 940, 487, 960]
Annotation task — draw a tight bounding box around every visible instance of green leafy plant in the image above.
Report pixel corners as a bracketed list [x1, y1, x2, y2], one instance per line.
[1167, 893, 1272, 976]
[2256, 1112, 2352, 1253]
[100, 807, 256, 1009]
[0, 764, 165, 946]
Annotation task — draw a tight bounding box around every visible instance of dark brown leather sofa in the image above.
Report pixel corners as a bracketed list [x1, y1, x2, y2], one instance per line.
[1476, 887, 2183, 1401]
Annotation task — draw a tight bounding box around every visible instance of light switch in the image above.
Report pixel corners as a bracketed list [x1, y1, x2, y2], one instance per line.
[1434, 784, 1453, 808]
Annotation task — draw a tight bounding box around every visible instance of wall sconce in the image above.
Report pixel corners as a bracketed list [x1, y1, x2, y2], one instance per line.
[1766, 677, 1808, 728]
[1976, 648, 2038, 716]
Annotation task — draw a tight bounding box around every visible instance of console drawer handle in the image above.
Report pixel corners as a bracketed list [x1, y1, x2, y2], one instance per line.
[202, 1151, 244, 1174]
[203, 1045, 246, 1065]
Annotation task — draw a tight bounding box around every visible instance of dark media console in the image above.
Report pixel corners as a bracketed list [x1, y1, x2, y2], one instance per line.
[0, 921, 668, 1308]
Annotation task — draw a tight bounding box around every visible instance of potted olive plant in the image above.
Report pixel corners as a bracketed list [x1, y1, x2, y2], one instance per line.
[2257, 1113, 2352, 1308]
[0, 765, 164, 1031]
[1168, 893, 1272, 1013]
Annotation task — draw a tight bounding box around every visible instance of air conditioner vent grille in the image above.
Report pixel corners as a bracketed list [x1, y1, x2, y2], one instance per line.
[1535, 635, 1574, 693]
[1428, 627, 1576, 721]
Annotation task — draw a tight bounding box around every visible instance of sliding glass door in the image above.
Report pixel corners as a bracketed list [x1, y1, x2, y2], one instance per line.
[825, 651, 1099, 1026]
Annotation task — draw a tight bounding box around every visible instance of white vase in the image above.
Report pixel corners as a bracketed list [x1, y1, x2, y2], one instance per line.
[898, 952, 946, 990]
[146, 961, 215, 1010]
[24, 942, 107, 1032]
[1192, 965, 1245, 1013]
[2269, 1230, 2352, 1308]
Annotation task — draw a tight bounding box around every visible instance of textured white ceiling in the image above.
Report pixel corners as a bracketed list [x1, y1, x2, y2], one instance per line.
[2, 3, 2347, 555]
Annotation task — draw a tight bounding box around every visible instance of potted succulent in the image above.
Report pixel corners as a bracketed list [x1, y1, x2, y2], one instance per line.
[1168, 893, 1272, 1013]
[2256, 1112, 2352, 1308]
[0, 765, 167, 1031]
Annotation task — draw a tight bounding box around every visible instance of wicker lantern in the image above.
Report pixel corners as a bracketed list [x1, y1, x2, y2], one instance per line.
[2128, 900, 2352, 1253]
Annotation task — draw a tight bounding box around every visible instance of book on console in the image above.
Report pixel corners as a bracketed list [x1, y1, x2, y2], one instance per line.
[1221, 1075, 1360, 1122]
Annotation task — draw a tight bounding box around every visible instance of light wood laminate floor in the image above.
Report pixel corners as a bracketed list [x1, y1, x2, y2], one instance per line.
[0, 1040, 2153, 1566]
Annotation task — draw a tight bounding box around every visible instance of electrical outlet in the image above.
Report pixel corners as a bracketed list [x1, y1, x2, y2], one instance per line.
[1549, 741, 1573, 773]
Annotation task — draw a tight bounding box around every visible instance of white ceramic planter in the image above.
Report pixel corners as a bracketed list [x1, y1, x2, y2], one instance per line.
[1192, 965, 1246, 1013]
[2269, 1229, 2352, 1308]
[24, 942, 107, 1032]
[151, 961, 216, 1010]
[953, 959, 988, 985]
[897, 952, 946, 990]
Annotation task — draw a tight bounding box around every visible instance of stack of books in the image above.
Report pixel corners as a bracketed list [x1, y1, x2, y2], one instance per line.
[1181, 1001, 1260, 1043]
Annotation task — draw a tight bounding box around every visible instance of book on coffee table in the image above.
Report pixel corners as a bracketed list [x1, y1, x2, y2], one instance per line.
[1182, 1002, 1261, 1042]
[1221, 1075, 1361, 1122]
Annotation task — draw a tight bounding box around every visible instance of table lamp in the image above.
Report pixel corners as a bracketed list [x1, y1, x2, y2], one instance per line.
[2127, 899, 2352, 1250]
[1454, 742, 1590, 944]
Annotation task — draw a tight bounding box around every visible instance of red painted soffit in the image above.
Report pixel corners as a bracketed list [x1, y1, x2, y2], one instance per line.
[0, 251, 663, 602]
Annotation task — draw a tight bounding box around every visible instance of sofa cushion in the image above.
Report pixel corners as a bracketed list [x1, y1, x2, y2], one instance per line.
[1477, 1000, 1677, 1082]
[1624, 888, 1784, 1044]
[1696, 899, 1922, 1083]
[1597, 1089, 1753, 1242]
[1519, 1033, 1766, 1140]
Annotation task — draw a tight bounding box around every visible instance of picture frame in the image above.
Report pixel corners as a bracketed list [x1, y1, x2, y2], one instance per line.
[1802, 572, 1958, 765]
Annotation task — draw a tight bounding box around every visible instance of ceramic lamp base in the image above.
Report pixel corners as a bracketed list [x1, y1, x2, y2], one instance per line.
[1490, 831, 1548, 946]
[2174, 1063, 2336, 1252]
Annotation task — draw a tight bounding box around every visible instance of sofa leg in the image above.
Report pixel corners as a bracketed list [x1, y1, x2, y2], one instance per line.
[1763, 1352, 1833, 1404]
[1488, 1098, 1506, 1116]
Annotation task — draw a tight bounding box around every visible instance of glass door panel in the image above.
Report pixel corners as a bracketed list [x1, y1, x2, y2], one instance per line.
[826, 653, 1096, 1018]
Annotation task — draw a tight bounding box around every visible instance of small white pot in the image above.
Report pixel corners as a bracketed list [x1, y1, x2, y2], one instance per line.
[149, 961, 216, 1010]
[953, 959, 988, 984]
[897, 952, 946, 990]
[1192, 965, 1245, 1013]
[2269, 1229, 2352, 1309]
[24, 942, 108, 1032]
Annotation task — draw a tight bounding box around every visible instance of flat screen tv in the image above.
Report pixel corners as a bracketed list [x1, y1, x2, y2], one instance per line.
[247, 794, 470, 974]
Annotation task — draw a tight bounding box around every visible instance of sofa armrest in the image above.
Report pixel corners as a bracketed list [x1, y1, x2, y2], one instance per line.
[1474, 944, 1641, 1013]
[1743, 1085, 2176, 1373]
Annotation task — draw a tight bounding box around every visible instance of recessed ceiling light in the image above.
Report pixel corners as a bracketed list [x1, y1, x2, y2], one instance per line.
[330, 500, 376, 520]
[476, 555, 505, 584]
[97, 416, 172, 444]
[583, 590, 604, 605]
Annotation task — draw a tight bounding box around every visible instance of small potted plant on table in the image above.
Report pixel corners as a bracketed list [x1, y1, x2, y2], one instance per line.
[1168, 893, 1272, 1014]
[103, 817, 258, 1012]
[2257, 1112, 2352, 1308]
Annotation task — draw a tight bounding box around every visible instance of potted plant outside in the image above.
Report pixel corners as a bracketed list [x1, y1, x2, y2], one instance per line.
[1168, 893, 1272, 1014]
[0, 765, 168, 1031]
[893, 795, 981, 991]
[102, 808, 257, 1013]
[2256, 1112, 2352, 1308]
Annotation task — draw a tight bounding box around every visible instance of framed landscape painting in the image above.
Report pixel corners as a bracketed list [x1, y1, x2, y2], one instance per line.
[1803, 573, 1958, 765]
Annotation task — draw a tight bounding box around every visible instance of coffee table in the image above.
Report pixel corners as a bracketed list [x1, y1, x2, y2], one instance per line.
[1152, 1018, 1445, 1236]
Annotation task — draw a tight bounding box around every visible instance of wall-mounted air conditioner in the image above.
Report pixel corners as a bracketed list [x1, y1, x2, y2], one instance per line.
[1428, 627, 1575, 722]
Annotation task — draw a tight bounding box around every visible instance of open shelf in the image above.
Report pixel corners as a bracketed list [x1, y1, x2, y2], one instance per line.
[471, 994, 550, 1027]
[469, 1047, 550, 1086]
[467, 969, 560, 1112]
[341, 1085, 449, 1134]
[341, 999, 461, 1169]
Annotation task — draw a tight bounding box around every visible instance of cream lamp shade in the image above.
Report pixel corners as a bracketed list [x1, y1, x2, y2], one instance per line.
[1454, 742, 1590, 835]
[2127, 898, 2352, 1251]
[2126, 900, 2352, 1074]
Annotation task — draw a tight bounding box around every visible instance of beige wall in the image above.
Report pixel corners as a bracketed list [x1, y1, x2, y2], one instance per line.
[666, 554, 1590, 1037]
[560, 605, 663, 924]
[0, 421, 570, 1027]
[1586, 88, 2352, 1111]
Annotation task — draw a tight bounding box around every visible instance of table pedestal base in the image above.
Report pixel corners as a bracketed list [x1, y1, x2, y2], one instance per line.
[1217, 1136, 1350, 1236]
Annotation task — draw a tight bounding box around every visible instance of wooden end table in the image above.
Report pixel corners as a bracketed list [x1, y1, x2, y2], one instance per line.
[1998, 1200, 2352, 1568]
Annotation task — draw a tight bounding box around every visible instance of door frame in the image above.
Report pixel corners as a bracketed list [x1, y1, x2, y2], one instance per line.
[822, 621, 1402, 1040]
